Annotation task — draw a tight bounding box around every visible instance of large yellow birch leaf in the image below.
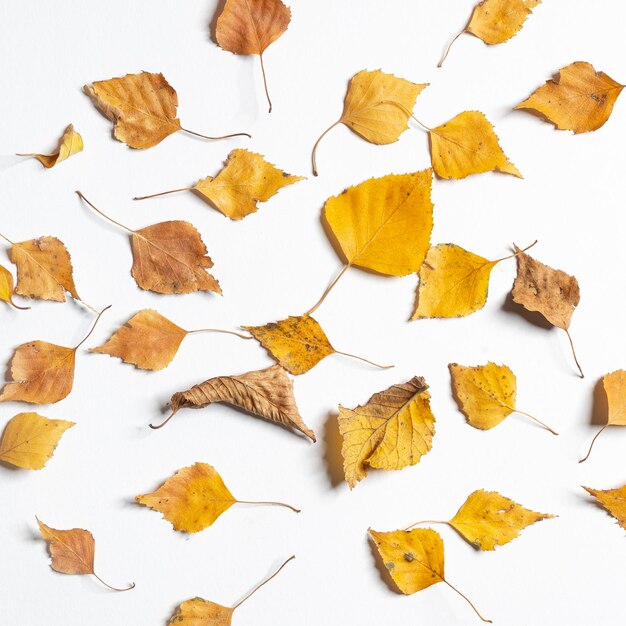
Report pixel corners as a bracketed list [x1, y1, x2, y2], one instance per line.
[429, 111, 521, 179]
[18, 124, 83, 168]
[153, 364, 315, 441]
[37, 518, 134, 591]
[312, 69, 428, 175]
[0, 412, 74, 470]
[242, 314, 390, 375]
[583, 484, 626, 530]
[0, 264, 28, 310]
[215, 0, 291, 112]
[136, 462, 298, 533]
[580, 370, 626, 462]
[369, 528, 491, 622]
[449, 362, 557, 434]
[337, 377, 435, 488]
[515, 62, 624, 133]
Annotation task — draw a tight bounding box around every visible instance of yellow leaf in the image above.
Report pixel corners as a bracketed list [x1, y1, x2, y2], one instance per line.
[154, 364, 316, 441]
[583, 484, 626, 530]
[18, 124, 83, 168]
[369, 528, 491, 622]
[0, 263, 28, 310]
[37, 518, 133, 591]
[168, 599, 234, 626]
[429, 111, 521, 179]
[515, 62, 624, 133]
[337, 377, 435, 488]
[0, 412, 74, 470]
[449, 362, 557, 434]
[312, 69, 428, 175]
[467, 0, 541, 45]
[215, 0, 291, 112]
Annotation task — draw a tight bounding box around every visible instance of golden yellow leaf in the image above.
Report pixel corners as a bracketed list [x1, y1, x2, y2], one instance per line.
[243, 314, 390, 375]
[0, 412, 74, 470]
[0, 263, 28, 310]
[153, 364, 316, 441]
[429, 111, 521, 179]
[407, 489, 554, 550]
[77, 193, 221, 295]
[0, 306, 109, 405]
[18, 124, 83, 168]
[312, 69, 428, 175]
[515, 62, 624, 133]
[215, 0, 291, 112]
[37, 518, 134, 591]
[134, 149, 304, 221]
[449, 362, 557, 434]
[337, 377, 435, 488]
[580, 370, 626, 462]
[583, 484, 626, 530]
[369, 528, 491, 622]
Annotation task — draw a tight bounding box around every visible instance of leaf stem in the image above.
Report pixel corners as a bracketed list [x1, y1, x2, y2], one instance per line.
[92, 571, 135, 592]
[235, 500, 300, 513]
[8, 298, 30, 311]
[565, 329, 584, 378]
[232, 555, 295, 610]
[515, 408, 558, 436]
[379, 100, 432, 131]
[403, 520, 447, 531]
[312, 120, 341, 176]
[495, 239, 538, 264]
[180, 127, 251, 141]
[133, 187, 193, 201]
[579, 424, 607, 463]
[259, 52, 272, 113]
[76, 191, 134, 234]
[149, 410, 176, 430]
[334, 350, 393, 370]
[443, 578, 492, 623]
[0, 232, 15, 245]
[306, 264, 349, 315]
[187, 328, 253, 340]
[74, 305, 111, 351]
[438, 29, 466, 68]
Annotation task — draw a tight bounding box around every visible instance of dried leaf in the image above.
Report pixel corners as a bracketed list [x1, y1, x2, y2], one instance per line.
[0, 412, 74, 470]
[583, 484, 626, 529]
[429, 111, 521, 179]
[155, 364, 315, 441]
[449, 362, 557, 434]
[338, 377, 435, 488]
[369, 528, 491, 622]
[0, 263, 28, 310]
[18, 124, 83, 168]
[215, 0, 291, 112]
[312, 69, 427, 175]
[136, 462, 298, 532]
[37, 518, 134, 591]
[515, 62, 624, 133]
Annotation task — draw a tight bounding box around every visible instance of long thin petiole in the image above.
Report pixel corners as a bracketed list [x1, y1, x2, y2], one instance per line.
[149, 410, 176, 430]
[76, 191, 134, 233]
[180, 127, 251, 140]
[404, 520, 447, 531]
[133, 187, 193, 201]
[187, 328, 253, 340]
[0, 232, 15, 245]
[515, 408, 558, 436]
[92, 572, 135, 592]
[74, 305, 111, 350]
[306, 264, 349, 315]
[235, 500, 300, 513]
[311, 120, 341, 176]
[259, 52, 272, 113]
[232, 556, 295, 610]
[438, 29, 465, 68]
[579, 424, 607, 463]
[334, 350, 393, 370]
[565, 329, 584, 378]
[494, 240, 538, 264]
[443, 578, 492, 623]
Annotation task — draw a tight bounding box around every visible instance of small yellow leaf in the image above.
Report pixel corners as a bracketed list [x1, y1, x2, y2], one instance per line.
[0, 413, 74, 470]
[467, 0, 541, 45]
[430, 111, 521, 179]
[515, 62, 624, 133]
[136, 463, 237, 533]
[338, 377, 435, 488]
[604, 370, 626, 426]
[324, 171, 433, 276]
[583, 484, 626, 530]
[168, 598, 234, 626]
[18, 124, 83, 169]
[0, 264, 28, 310]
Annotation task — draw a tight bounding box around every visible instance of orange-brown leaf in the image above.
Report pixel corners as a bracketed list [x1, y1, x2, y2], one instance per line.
[37, 519, 95, 575]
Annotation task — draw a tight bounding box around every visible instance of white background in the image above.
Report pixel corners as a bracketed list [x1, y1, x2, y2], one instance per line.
[1, 1, 625, 624]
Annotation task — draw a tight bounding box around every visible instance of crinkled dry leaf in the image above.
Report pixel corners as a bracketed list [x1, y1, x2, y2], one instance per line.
[583, 484, 626, 530]
[37, 518, 134, 591]
[156, 364, 315, 440]
[338, 377, 435, 488]
[0, 413, 74, 470]
[449, 362, 556, 434]
[18, 124, 83, 168]
[0, 263, 28, 310]
[215, 0, 291, 112]
[312, 69, 427, 175]
[515, 62, 624, 133]
[369, 528, 491, 622]
[429, 111, 521, 179]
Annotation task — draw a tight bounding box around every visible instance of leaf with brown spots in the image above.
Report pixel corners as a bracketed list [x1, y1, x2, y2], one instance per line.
[583, 484, 626, 530]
